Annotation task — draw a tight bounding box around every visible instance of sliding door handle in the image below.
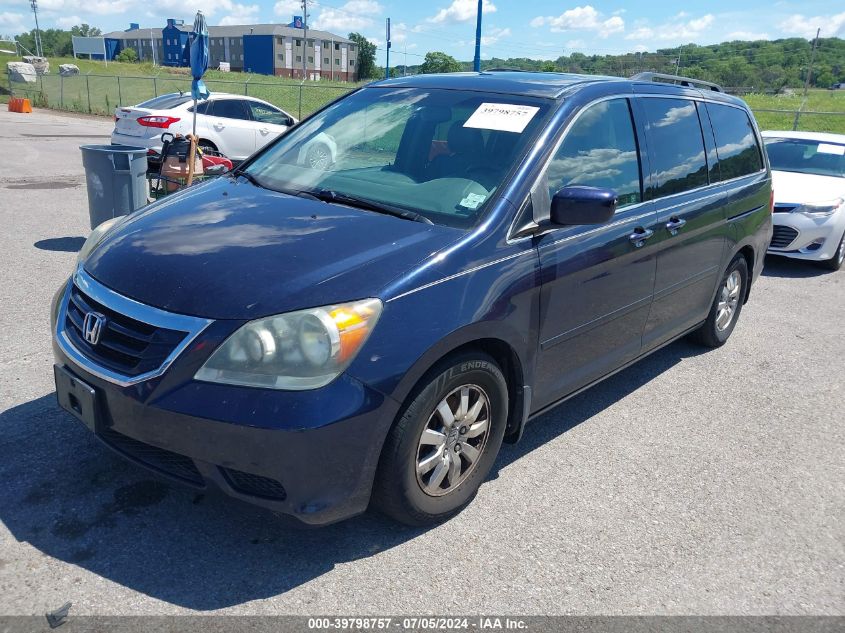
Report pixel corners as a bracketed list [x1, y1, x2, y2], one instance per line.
[665, 217, 687, 235]
[629, 227, 654, 247]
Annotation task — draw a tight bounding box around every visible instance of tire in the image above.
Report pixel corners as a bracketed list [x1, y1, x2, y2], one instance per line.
[818, 230, 845, 271]
[305, 142, 332, 170]
[689, 254, 749, 348]
[373, 352, 508, 526]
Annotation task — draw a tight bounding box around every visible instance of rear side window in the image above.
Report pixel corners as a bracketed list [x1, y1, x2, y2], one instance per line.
[641, 98, 708, 197]
[211, 99, 250, 121]
[546, 99, 642, 209]
[706, 103, 763, 180]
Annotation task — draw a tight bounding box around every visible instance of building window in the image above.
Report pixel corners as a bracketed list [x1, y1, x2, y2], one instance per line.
[349, 45, 355, 52]
[240, 53, 244, 61]
[307, 56, 313, 63]
[335, 43, 340, 50]
[296, 55, 302, 62]
[349, 59, 354, 67]
[278, 53, 284, 60]
[295, 39, 301, 46]
[335, 58, 340, 65]
[230, 38, 236, 45]
[322, 40, 329, 47]
[323, 57, 329, 64]
[277, 37, 284, 45]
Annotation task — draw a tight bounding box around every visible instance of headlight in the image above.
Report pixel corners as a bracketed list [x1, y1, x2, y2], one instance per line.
[77, 216, 123, 262]
[195, 298, 383, 390]
[793, 198, 843, 217]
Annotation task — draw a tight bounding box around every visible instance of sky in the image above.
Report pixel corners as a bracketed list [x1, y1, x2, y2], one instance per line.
[1, 0, 843, 66]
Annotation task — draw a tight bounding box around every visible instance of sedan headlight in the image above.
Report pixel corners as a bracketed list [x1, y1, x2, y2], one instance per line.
[793, 198, 844, 217]
[195, 299, 382, 390]
[77, 216, 123, 262]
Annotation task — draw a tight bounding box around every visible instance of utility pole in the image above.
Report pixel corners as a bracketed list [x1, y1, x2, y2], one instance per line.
[473, 0, 482, 72]
[385, 18, 391, 79]
[794, 28, 821, 130]
[30, 0, 42, 57]
[802, 28, 820, 98]
[301, 0, 308, 80]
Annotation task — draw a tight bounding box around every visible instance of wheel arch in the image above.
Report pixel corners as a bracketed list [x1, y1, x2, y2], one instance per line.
[386, 333, 531, 447]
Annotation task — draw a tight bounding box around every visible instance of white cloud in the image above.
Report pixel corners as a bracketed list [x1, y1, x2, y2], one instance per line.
[481, 26, 510, 46]
[218, 4, 260, 26]
[36, 0, 137, 16]
[727, 30, 770, 40]
[531, 5, 625, 39]
[623, 13, 714, 41]
[56, 15, 83, 29]
[311, 0, 382, 33]
[0, 11, 27, 35]
[429, 0, 496, 24]
[273, 0, 301, 17]
[778, 12, 845, 38]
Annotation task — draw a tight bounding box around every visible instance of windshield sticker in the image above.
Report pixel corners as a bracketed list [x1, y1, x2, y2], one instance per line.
[464, 103, 540, 133]
[817, 143, 845, 156]
[459, 192, 487, 210]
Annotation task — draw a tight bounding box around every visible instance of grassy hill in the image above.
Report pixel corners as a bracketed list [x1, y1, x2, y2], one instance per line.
[3, 50, 844, 133]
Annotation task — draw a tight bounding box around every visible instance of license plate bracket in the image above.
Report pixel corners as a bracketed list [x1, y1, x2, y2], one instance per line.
[54, 365, 100, 432]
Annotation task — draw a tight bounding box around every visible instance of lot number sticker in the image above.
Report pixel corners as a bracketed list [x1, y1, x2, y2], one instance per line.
[464, 103, 540, 133]
[817, 143, 845, 156]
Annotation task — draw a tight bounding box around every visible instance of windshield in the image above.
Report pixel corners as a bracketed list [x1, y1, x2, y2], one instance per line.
[136, 93, 192, 110]
[244, 87, 552, 228]
[764, 137, 845, 178]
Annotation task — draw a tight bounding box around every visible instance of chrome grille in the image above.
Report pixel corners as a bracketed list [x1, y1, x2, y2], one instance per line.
[64, 284, 188, 377]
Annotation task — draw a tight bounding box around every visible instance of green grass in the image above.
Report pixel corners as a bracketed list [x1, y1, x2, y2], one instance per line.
[4, 52, 844, 133]
[1, 52, 363, 118]
[743, 89, 845, 134]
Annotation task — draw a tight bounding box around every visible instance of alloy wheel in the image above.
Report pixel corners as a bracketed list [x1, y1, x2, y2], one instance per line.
[415, 384, 491, 497]
[716, 270, 742, 331]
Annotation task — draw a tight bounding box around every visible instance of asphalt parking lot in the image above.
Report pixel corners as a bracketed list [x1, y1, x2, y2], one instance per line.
[0, 108, 842, 616]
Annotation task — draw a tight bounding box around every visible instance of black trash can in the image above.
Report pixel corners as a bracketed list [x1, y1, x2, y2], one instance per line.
[80, 145, 149, 229]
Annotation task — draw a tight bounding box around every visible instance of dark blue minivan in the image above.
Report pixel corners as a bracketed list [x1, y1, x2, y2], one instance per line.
[52, 71, 772, 525]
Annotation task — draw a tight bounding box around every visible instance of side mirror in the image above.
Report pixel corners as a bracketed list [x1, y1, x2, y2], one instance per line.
[550, 186, 617, 226]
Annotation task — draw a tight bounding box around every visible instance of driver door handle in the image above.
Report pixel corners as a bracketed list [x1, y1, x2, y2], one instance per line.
[629, 227, 654, 247]
[258, 127, 270, 134]
[665, 217, 687, 235]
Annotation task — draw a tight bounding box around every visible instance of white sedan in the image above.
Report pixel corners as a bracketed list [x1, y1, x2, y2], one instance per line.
[763, 131, 845, 271]
[111, 92, 298, 162]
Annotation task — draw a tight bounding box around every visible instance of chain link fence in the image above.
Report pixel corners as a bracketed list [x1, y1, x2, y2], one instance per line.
[7, 71, 845, 133]
[6, 72, 356, 120]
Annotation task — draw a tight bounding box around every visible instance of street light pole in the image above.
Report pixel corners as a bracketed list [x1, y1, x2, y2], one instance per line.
[473, 0, 482, 72]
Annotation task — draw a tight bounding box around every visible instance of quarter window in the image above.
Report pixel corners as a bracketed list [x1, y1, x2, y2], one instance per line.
[641, 98, 709, 197]
[546, 99, 642, 209]
[706, 103, 763, 180]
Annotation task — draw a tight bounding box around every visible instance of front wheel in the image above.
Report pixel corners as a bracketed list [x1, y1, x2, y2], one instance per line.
[373, 352, 508, 526]
[818, 230, 845, 271]
[689, 254, 748, 348]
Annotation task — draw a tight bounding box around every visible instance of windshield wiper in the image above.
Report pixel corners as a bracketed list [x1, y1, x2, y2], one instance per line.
[233, 169, 267, 190]
[303, 188, 434, 224]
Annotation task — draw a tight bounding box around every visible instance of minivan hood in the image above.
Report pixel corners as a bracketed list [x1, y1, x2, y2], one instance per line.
[84, 177, 460, 320]
[772, 170, 845, 205]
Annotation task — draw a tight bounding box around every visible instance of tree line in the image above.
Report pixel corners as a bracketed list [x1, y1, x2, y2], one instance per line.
[398, 37, 845, 91]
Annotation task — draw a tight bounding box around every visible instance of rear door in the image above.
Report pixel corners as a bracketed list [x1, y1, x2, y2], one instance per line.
[247, 101, 294, 150]
[638, 97, 729, 351]
[532, 97, 659, 409]
[205, 98, 256, 160]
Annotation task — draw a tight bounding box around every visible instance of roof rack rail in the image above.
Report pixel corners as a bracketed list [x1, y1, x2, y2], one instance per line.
[630, 72, 723, 92]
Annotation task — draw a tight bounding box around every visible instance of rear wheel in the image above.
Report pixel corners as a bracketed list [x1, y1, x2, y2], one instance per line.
[689, 254, 748, 348]
[373, 352, 508, 526]
[818, 231, 845, 271]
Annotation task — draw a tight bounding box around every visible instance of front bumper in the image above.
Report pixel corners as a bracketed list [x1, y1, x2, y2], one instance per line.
[768, 209, 845, 261]
[51, 279, 399, 525]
